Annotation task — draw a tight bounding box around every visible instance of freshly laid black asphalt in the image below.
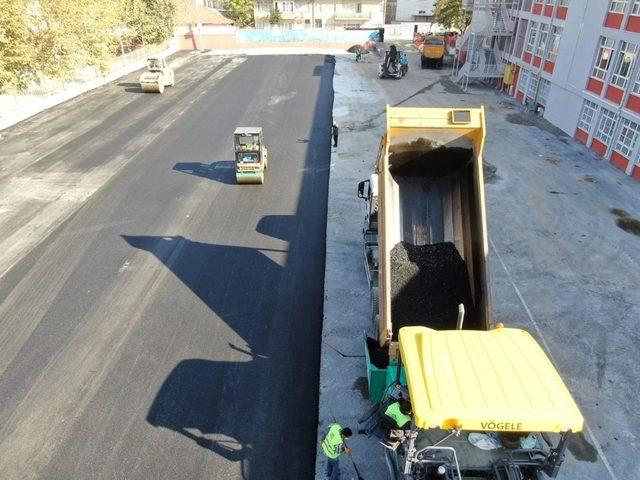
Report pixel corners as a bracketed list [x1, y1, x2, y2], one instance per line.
[0, 53, 334, 479]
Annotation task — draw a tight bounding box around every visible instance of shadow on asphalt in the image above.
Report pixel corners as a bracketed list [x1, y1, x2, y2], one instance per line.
[117, 82, 143, 93]
[173, 161, 237, 184]
[124, 54, 335, 479]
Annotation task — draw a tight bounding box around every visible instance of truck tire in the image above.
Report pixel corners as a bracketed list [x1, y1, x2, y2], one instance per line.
[421, 57, 426, 69]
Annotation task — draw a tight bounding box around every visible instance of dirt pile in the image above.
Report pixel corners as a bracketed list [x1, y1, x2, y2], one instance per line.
[390, 241, 477, 338]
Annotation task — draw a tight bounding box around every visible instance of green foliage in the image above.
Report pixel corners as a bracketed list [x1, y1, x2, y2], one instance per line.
[268, 5, 282, 25]
[0, 0, 36, 93]
[0, 0, 176, 93]
[223, 0, 254, 28]
[434, 0, 471, 33]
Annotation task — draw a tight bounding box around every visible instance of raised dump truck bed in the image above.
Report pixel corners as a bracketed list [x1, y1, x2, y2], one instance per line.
[359, 106, 492, 402]
[377, 106, 491, 349]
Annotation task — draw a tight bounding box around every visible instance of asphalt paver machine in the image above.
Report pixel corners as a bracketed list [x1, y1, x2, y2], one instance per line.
[234, 127, 268, 184]
[383, 326, 584, 480]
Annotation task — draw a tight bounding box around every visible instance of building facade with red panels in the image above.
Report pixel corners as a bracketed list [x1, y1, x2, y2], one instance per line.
[496, 0, 640, 179]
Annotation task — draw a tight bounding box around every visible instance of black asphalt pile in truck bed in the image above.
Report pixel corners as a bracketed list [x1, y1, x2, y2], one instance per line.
[390, 241, 478, 339]
[389, 141, 473, 177]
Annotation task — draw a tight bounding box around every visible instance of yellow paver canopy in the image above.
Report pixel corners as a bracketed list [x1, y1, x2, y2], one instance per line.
[399, 327, 584, 433]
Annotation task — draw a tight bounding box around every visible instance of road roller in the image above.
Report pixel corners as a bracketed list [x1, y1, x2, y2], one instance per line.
[139, 57, 174, 94]
[234, 127, 268, 184]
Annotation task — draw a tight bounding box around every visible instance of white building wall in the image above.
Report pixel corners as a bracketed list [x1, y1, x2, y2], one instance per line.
[394, 0, 436, 23]
[542, 0, 607, 134]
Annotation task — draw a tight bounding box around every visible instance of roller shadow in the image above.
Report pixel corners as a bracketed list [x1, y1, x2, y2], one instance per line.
[173, 161, 237, 185]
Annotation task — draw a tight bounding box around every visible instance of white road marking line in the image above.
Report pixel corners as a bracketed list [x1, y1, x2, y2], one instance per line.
[490, 237, 619, 480]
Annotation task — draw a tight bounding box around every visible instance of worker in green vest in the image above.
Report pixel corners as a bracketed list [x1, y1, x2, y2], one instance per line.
[321, 423, 352, 480]
[384, 398, 412, 429]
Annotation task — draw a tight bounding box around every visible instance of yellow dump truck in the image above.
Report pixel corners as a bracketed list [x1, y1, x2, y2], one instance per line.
[421, 35, 445, 69]
[359, 107, 491, 399]
[357, 107, 584, 479]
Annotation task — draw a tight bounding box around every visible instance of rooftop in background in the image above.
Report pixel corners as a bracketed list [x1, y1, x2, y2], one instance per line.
[175, 0, 233, 25]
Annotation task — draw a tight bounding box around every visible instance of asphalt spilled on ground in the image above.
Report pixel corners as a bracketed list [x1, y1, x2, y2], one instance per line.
[0, 53, 334, 479]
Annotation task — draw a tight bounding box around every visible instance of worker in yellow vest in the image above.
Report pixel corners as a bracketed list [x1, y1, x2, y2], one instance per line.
[384, 398, 412, 429]
[321, 423, 352, 480]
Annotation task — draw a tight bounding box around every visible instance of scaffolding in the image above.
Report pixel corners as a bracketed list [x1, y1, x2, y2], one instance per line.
[452, 0, 517, 91]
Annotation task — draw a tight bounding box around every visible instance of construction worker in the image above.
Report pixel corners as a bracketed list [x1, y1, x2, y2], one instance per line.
[384, 398, 412, 429]
[321, 423, 352, 480]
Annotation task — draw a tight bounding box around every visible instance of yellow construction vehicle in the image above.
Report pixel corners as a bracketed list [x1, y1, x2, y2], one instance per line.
[358, 107, 491, 402]
[421, 35, 445, 69]
[356, 107, 583, 479]
[234, 127, 268, 184]
[139, 57, 175, 93]
[379, 326, 584, 479]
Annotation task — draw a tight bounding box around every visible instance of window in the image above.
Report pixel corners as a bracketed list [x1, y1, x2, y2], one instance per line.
[527, 73, 539, 99]
[592, 37, 615, 80]
[611, 41, 638, 88]
[518, 68, 531, 94]
[304, 18, 311, 27]
[634, 70, 640, 93]
[548, 26, 563, 62]
[356, 3, 362, 13]
[315, 18, 322, 27]
[577, 100, 598, 131]
[594, 109, 617, 144]
[525, 22, 539, 54]
[633, 0, 640, 14]
[558, 0, 570, 5]
[608, 0, 628, 13]
[274, 1, 293, 12]
[538, 78, 551, 104]
[536, 23, 549, 57]
[614, 118, 640, 157]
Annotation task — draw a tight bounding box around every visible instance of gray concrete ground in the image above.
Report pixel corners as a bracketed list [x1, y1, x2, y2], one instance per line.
[317, 49, 640, 480]
[0, 53, 334, 479]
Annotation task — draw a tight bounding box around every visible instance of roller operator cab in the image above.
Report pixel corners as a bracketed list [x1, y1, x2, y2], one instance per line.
[234, 127, 268, 184]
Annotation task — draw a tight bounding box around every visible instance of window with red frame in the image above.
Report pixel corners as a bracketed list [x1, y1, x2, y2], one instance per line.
[548, 25, 563, 62]
[535, 23, 549, 57]
[577, 100, 598, 132]
[609, 0, 628, 13]
[614, 118, 640, 157]
[525, 21, 539, 54]
[594, 108, 618, 144]
[610, 41, 638, 88]
[592, 36, 615, 80]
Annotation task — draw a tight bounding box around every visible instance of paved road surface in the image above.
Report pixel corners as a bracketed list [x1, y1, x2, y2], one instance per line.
[0, 53, 334, 479]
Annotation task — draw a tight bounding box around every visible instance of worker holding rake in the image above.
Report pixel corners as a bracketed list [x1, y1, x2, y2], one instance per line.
[321, 423, 352, 480]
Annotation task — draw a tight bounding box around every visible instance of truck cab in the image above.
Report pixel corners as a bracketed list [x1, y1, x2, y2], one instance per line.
[234, 127, 268, 184]
[421, 36, 445, 68]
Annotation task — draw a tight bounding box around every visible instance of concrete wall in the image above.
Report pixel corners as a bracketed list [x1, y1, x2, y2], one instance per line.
[236, 27, 373, 42]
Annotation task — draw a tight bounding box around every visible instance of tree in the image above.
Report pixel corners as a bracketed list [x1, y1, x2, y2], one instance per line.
[223, 0, 254, 28]
[268, 5, 282, 26]
[120, 0, 175, 46]
[433, 0, 471, 33]
[0, 0, 36, 93]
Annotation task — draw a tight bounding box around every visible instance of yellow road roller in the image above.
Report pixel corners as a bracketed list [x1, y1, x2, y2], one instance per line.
[234, 127, 268, 184]
[139, 57, 174, 94]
